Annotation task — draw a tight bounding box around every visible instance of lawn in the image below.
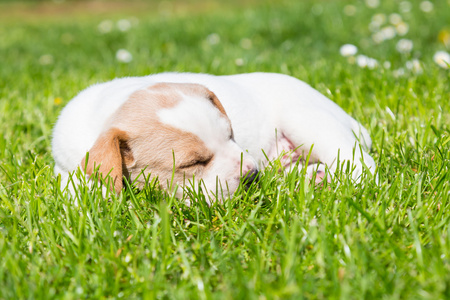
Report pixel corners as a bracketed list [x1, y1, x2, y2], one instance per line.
[1, 0, 450, 298]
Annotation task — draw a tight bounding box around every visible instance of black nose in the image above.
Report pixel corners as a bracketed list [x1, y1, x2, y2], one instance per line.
[243, 169, 260, 188]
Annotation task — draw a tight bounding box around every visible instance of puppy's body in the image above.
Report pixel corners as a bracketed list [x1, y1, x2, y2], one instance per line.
[52, 72, 375, 200]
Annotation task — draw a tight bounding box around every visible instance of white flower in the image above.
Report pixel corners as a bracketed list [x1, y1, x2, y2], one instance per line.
[365, 0, 380, 8]
[356, 55, 378, 69]
[372, 32, 385, 43]
[381, 26, 396, 40]
[117, 19, 132, 32]
[389, 13, 402, 25]
[197, 279, 205, 291]
[340, 44, 358, 57]
[206, 33, 220, 45]
[39, 54, 54, 65]
[420, 1, 434, 12]
[393, 68, 405, 77]
[406, 59, 423, 74]
[343, 5, 357, 16]
[433, 51, 450, 69]
[235, 58, 244, 66]
[372, 26, 397, 43]
[399, 1, 412, 13]
[98, 20, 113, 34]
[366, 58, 378, 69]
[383, 61, 392, 69]
[371, 13, 386, 26]
[116, 49, 133, 63]
[396, 39, 413, 53]
[395, 22, 409, 36]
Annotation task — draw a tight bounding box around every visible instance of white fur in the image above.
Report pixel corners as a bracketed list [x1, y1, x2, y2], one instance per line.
[157, 92, 258, 199]
[52, 72, 376, 198]
[157, 94, 232, 150]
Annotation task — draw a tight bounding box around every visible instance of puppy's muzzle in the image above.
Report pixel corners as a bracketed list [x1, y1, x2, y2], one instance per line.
[243, 168, 260, 189]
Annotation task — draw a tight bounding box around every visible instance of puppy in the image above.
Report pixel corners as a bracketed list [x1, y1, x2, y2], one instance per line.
[52, 72, 376, 202]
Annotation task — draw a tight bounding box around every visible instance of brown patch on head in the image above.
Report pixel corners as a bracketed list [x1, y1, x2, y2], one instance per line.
[83, 82, 230, 193]
[81, 128, 134, 193]
[144, 83, 185, 108]
[148, 83, 228, 117]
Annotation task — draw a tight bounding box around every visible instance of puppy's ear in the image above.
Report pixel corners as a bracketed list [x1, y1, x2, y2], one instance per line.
[81, 128, 133, 193]
[206, 89, 227, 117]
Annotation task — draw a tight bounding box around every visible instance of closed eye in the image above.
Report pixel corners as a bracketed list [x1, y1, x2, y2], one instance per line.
[179, 155, 213, 169]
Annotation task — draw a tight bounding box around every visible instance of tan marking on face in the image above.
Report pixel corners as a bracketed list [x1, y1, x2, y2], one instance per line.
[85, 82, 229, 193]
[125, 124, 215, 192]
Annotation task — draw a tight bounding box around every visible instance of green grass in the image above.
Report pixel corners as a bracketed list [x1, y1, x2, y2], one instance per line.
[1, 0, 450, 298]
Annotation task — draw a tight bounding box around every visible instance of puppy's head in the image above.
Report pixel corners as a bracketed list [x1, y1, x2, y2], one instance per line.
[81, 83, 258, 201]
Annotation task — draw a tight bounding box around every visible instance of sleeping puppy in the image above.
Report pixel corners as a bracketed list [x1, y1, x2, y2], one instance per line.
[52, 72, 376, 202]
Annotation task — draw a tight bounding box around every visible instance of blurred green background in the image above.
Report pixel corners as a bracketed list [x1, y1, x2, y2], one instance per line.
[1, 0, 450, 299]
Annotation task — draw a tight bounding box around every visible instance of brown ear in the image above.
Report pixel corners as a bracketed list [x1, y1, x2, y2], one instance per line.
[206, 89, 227, 117]
[81, 128, 133, 193]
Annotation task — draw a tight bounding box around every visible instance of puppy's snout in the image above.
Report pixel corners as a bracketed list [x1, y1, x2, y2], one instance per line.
[243, 168, 260, 188]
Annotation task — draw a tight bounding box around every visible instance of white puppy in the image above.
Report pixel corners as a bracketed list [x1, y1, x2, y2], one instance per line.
[52, 72, 375, 201]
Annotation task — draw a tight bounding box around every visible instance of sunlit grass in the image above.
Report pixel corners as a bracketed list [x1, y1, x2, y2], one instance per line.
[1, 0, 450, 298]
